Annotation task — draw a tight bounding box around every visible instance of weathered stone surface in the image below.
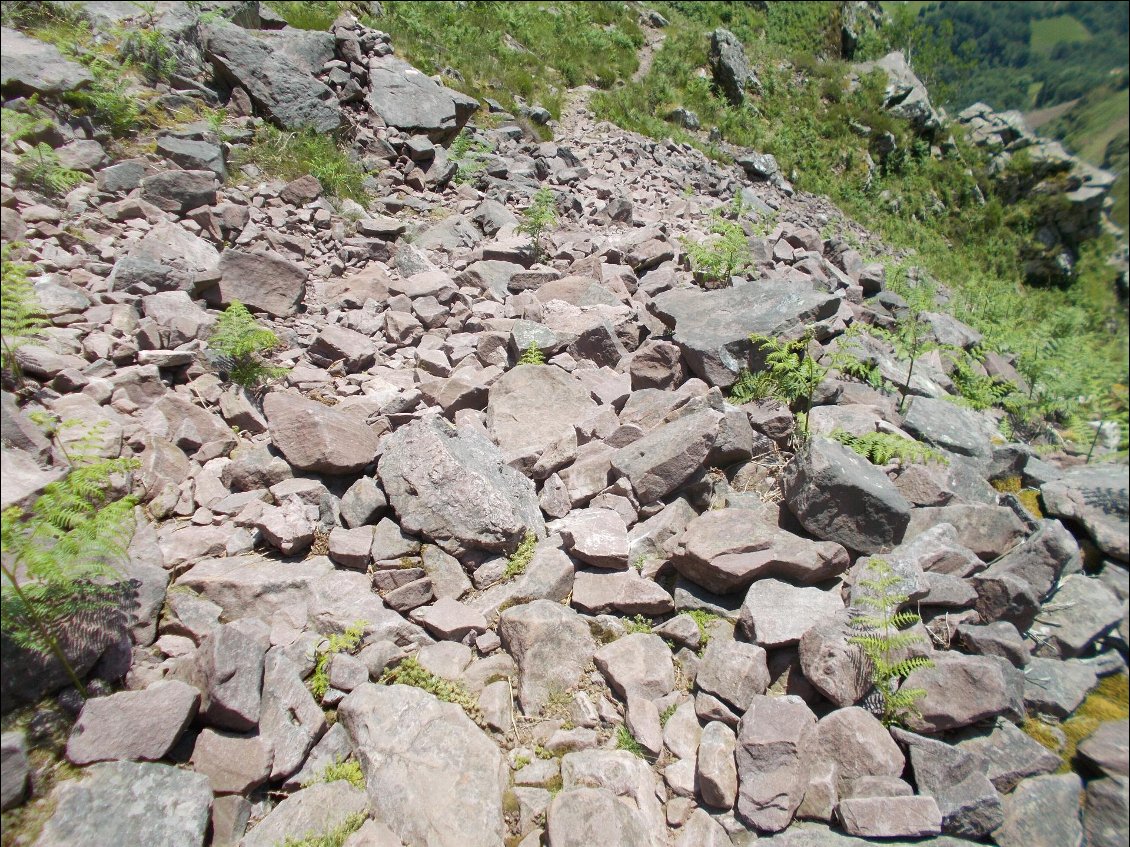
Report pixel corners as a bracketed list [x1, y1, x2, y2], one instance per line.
[798, 610, 871, 708]
[1042, 464, 1129, 562]
[708, 28, 759, 106]
[1, 28, 93, 95]
[673, 509, 849, 594]
[410, 597, 487, 640]
[194, 618, 270, 732]
[953, 719, 1062, 794]
[239, 781, 368, 847]
[696, 636, 770, 714]
[902, 653, 1016, 733]
[1032, 574, 1123, 658]
[783, 438, 912, 554]
[263, 391, 379, 474]
[546, 787, 652, 847]
[559, 508, 630, 569]
[906, 504, 1027, 561]
[157, 136, 226, 181]
[816, 707, 903, 780]
[1085, 775, 1129, 847]
[852, 51, 942, 132]
[339, 683, 507, 847]
[559, 749, 666, 847]
[34, 761, 211, 847]
[611, 409, 725, 505]
[594, 633, 675, 701]
[190, 728, 273, 795]
[1023, 656, 1097, 718]
[203, 23, 341, 132]
[66, 680, 198, 765]
[698, 720, 739, 809]
[741, 579, 845, 648]
[735, 695, 817, 832]
[378, 416, 544, 556]
[140, 169, 218, 214]
[901, 396, 993, 459]
[837, 796, 942, 839]
[1078, 719, 1129, 777]
[1, 732, 28, 812]
[571, 569, 674, 616]
[486, 365, 595, 476]
[651, 282, 837, 388]
[206, 249, 308, 317]
[258, 651, 327, 781]
[367, 55, 478, 143]
[993, 773, 1083, 847]
[675, 808, 735, 847]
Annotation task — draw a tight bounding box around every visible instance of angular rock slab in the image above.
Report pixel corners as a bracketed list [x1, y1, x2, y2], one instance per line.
[367, 55, 478, 143]
[902, 653, 1017, 733]
[499, 600, 597, 715]
[239, 780, 368, 847]
[378, 416, 544, 556]
[783, 437, 912, 554]
[66, 680, 199, 765]
[1, 732, 28, 812]
[1042, 464, 1129, 562]
[993, 773, 1083, 847]
[339, 683, 507, 847]
[34, 761, 212, 847]
[798, 609, 872, 708]
[594, 633, 675, 701]
[207, 248, 308, 317]
[901, 396, 994, 460]
[837, 796, 942, 839]
[546, 787, 653, 847]
[559, 749, 666, 847]
[1, 27, 93, 95]
[736, 694, 818, 833]
[264, 391, 380, 475]
[740, 579, 845, 648]
[651, 282, 838, 388]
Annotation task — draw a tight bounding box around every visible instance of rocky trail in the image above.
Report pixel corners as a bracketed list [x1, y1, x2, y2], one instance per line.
[1, 4, 1128, 847]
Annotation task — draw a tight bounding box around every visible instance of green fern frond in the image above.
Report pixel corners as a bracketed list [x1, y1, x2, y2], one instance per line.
[829, 429, 946, 466]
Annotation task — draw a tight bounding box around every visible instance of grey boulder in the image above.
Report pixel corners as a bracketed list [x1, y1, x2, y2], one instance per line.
[66, 680, 199, 765]
[1042, 464, 1129, 562]
[367, 55, 478, 143]
[1, 27, 92, 95]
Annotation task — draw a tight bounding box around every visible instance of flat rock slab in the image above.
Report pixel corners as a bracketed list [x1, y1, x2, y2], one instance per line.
[740, 578, 844, 647]
[993, 773, 1083, 847]
[903, 652, 1017, 733]
[1041, 464, 1129, 562]
[1078, 719, 1130, 777]
[901, 396, 994, 460]
[207, 248, 308, 317]
[34, 761, 212, 847]
[594, 633, 675, 701]
[339, 683, 507, 847]
[265, 391, 380, 475]
[66, 680, 199, 765]
[1, 27, 93, 95]
[499, 600, 597, 715]
[651, 281, 838, 388]
[367, 55, 478, 143]
[546, 787, 652, 847]
[378, 416, 544, 556]
[239, 780, 368, 847]
[837, 796, 942, 838]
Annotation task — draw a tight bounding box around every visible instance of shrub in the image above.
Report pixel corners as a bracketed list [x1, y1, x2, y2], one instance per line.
[303, 757, 365, 790]
[207, 301, 287, 389]
[503, 531, 537, 579]
[747, 333, 829, 439]
[829, 429, 946, 466]
[449, 129, 492, 185]
[684, 609, 723, 647]
[518, 187, 557, 262]
[308, 621, 365, 702]
[0, 418, 140, 698]
[1, 245, 48, 384]
[848, 558, 934, 727]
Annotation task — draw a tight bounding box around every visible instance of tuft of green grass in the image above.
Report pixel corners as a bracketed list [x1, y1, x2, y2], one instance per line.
[379, 656, 481, 719]
[615, 724, 649, 759]
[303, 757, 365, 790]
[308, 622, 365, 703]
[623, 615, 653, 635]
[503, 531, 537, 579]
[280, 812, 368, 847]
[684, 609, 722, 647]
[231, 124, 369, 202]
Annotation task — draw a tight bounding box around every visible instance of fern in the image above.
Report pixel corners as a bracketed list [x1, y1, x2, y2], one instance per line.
[728, 368, 776, 404]
[1, 244, 48, 384]
[829, 429, 946, 466]
[517, 343, 545, 366]
[0, 418, 140, 697]
[15, 143, 86, 196]
[745, 333, 829, 439]
[848, 557, 934, 727]
[518, 187, 557, 263]
[681, 214, 755, 285]
[207, 301, 287, 388]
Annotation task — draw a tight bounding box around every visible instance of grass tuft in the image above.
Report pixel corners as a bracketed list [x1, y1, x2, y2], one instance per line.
[231, 124, 369, 202]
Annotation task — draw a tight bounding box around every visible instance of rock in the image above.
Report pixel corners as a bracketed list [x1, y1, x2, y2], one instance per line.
[546, 787, 652, 847]
[673, 509, 849, 594]
[264, 391, 379, 474]
[625, 695, 663, 758]
[735, 695, 817, 832]
[66, 680, 198, 765]
[486, 365, 595, 476]
[698, 720, 739, 809]
[1042, 464, 1129, 562]
[836, 796, 942, 839]
[902, 653, 1017, 733]
[340, 477, 387, 529]
[0, 732, 29, 812]
[740, 579, 844, 648]
[696, 637, 770, 713]
[410, 597, 487, 640]
[993, 773, 1083, 847]
[559, 508, 630, 568]
[630, 339, 687, 390]
[594, 633, 675, 701]
[34, 761, 211, 847]
[675, 809, 735, 847]
[852, 51, 942, 133]
[206, 249, 308, 317]
[367, 55, 477, 143]
[194, 617, 270, 732]
[258, 651, 327, 781]
[1078, 719, 1129, 777]
[815, 707, 902, 781]
[651, 283, 838, 388]
[280, 174, 322, 205]
[378, 416, 544, 557]
[1032, 574, 1122, 658]
[1, 27, 93, 95]
[956, 621, 1030, 667]
[571, 569, 674, 616]
[783, 437, 912, 554]
[203, 23, 341, 132]
[284, 722, 353, 791]
[559, 749, 666, 846]
[190, 728, 273, 795]
[900, 396, 993, 459]
[339, 683, 507, 847]
[972, 520, 1079, 629]
[212, 796, 252, 847]
[612, 409, 727, 505]
[309, 324, 377, 373]
[239, 781, 369, 847]
[1085, 776, 1129, 847]
[156, 136, 226, 181]
[798, 609, 871, 707]
[906, 504, 1027, 562]
[140, 170, 218, 214]
[708, 28, 759, 106]
[1023, 657, 1097, 718]
[953, 718, 1061, 793]
[499, 605, 596, 718]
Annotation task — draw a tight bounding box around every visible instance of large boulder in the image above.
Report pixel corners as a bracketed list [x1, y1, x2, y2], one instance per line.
[204, 249, 308, 317]
[1041, 464, 1129, 562]
[264, 391, 380, 475]
[378, 416, 545, 556]
[708, 28, 758, 106]
[783, 437, 913, 553]
[33, 761, 211, 847]
[239, 780, 368, 847]
[611, 409, 732, 505]
[740, 579, 845, 647]
[993, 773, 1084, 847]
[339, 683, 507, 847]
[1, 27, 92, 95]
[900, 396, 994, 460]
[367, 55, 478, 143]
[736, 695, 817, 832]
[547, 787, 652, 847]
[852, 51, 943, 134]
[651, 283, 838, 388]
[65, 680, 199, 765]
[902, 653, 1018, 733]
[201, 23, 341, 132]
[559, 749, 666, 847]
[499, 600, 596, 715]
[486, 365, 596, 476]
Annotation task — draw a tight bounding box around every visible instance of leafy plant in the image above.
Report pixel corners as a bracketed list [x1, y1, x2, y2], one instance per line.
[684, 609, 723, 647]
[62, 61, 141, 138]
[1, 100, 54, 144]
[0, 418, 140, 698]
[518, 187, 557, 262]
[207, 301, 286, 389]
[450, 129, 492, 184]
[848, 558, 934, 727]
[308, 621, 365, 702]
[14, 143, 86, 196]
[829, 429, 946, 466]
[280, 812, 367, 847]
[728, 368, 777, 405]
[118, 26, 178, 82]
[303, 757, 365, 790]
[623, 614, 652, 635]
[503, 531, 537, 580]
[1, 245, 48, 385]
[516, 343, 545, 366]
[379, 656, 480, 717]
[231, 124, 369, 201]
[748, 333, 829, 440]
[681, 215, 754, 286]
